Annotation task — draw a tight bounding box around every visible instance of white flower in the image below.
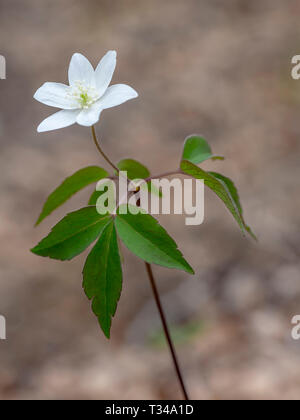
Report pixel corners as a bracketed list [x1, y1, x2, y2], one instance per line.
[34, 51, 138, 132]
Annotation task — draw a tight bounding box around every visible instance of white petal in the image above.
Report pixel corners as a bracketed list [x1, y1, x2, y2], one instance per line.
[68, 53, 95, 87]
[37, 109, 79, 132]
[99, 84, 138, 109]
[95, 50, 117, 96]
[76, 102, 103, 127]
[34, 82, 77, 109]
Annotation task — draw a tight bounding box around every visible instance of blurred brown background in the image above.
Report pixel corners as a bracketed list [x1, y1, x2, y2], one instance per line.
[0, 0, 300, 400]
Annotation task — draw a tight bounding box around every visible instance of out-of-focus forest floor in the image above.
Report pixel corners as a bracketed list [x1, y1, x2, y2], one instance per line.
[1, 0, 300, 399]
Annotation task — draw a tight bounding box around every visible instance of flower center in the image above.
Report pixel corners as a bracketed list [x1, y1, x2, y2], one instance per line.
[67, 81, 100, 109]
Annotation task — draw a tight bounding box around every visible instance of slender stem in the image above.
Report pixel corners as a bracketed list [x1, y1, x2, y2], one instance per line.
[91, 125, 120, 173]
[90, 127, 189, 399]
[145, 262, 190, 400]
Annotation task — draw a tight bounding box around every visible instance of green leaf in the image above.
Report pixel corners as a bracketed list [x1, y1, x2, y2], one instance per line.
[181, 160, 247, 235]
[117, 159, 150, 180]
[209, 171, 256, 240]
[31, 207, 112, 260]
[182, 135, 224, 164]
[36, 166, 109, 225]
[83, 220, 122, 338]
[208, 172, 242, 214]
[88, 190, 101, 206]
[115, 205, 194, 274]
